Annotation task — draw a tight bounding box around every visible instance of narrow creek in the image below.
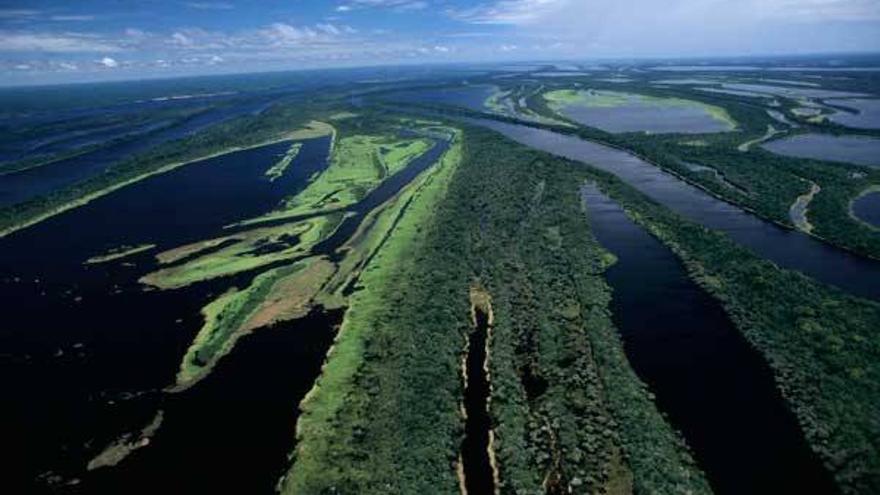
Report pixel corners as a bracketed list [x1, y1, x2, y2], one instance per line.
[465, 117, 880, 301]
[582, 184, 837, 495]
[460, 307, 496, 495]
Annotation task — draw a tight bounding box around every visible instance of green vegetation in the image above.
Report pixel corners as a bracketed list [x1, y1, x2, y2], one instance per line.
[399, 77, 880, 258]
[284, 127, 465, 494]
[84, 243, 155, 265]
[0, 106, 330, 238]
[545, 88, 630, 107]
[265, 142, 302, 182]
[736, 124, 783, 151]
[484, 86, 513, 114]
[0, 105, 210, 176]
[850, 185, 880, 230]
[141, 215, 340, 290]
[173, 256, 336, 390]
[86, 410, 164, 471]
[163, 115, 454, 389]
[543, 88, 736, 129]
[580, 159, 880, 495]
[284, 124, 710, 494]
[273, 134, 431, 217]
[790, 181, 821, 232]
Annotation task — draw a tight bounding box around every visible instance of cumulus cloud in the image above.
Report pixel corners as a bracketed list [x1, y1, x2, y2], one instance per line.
[98, 56, 118, 68]
[449, 0, 569, 25]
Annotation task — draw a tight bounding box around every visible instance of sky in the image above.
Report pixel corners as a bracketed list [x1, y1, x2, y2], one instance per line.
[1, 0, 880, 85]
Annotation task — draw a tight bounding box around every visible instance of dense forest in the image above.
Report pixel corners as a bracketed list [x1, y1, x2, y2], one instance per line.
[284, 123, 711, 494]
[576, 155, 880, 495]
[385, 78, 880, 260]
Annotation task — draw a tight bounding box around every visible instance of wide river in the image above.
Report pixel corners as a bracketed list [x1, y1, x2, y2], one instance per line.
[583, 184, 836, 494]
[1, 129, 450, 493]
[464, 117, 880, 301]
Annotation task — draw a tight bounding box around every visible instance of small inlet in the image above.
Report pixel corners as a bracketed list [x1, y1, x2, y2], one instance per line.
[460, 289, 496, 495]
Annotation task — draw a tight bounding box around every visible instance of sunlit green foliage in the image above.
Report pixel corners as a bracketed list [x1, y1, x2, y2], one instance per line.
[285, 125, 710, 494]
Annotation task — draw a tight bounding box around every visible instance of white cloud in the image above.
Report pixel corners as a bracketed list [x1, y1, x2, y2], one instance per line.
[757, 0, 880, 22]
[49, 15, 96, 22]
[171, 32, 194, 47]
[264, 23, 318, 43]
[184, 2, 234, 10]
[338, 0, 428, 12]
[450, 0, 568, 25]
[451, 0, 880, 27]
[125, 28, 147, 39]
[98, 56, 118, 68]
[0, 32, 122, 52]
[317, 23, 341, 35]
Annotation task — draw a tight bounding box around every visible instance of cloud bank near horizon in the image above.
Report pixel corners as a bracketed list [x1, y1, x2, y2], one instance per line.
[1, 0, 879, 84]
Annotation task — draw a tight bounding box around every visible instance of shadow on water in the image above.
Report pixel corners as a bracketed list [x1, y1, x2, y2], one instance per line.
[82, 307, 344, 495]
[461, 308, 495, 495]
[582, 184, 837, 495]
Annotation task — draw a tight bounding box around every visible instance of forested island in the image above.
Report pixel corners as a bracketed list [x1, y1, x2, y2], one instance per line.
[3, 56, 879, 495]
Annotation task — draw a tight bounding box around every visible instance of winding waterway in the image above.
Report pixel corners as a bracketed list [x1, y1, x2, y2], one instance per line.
[463, 118, 880, 301]
[582, 184, 837, 494]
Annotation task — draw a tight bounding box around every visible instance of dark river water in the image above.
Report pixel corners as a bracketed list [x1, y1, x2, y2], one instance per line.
[853, 191, 880, 228]
[582, 184, 837, 494]
[389, 85, 495, 114]
[465, 118, 880, 301]
[1, 136, 329, 492]
[761, 134, 880, 168]
[460, 308, 495, 495]
[3, 126, 449, 492]
[0, 94, 282, 207]
[558, 100, 732, 134]
[84, 308, 343, 495]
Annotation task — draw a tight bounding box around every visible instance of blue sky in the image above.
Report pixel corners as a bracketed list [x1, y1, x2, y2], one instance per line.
[2, 0, 880, 85]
